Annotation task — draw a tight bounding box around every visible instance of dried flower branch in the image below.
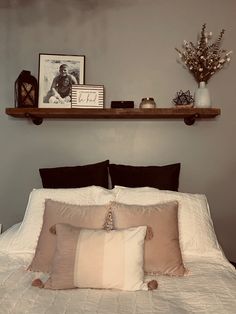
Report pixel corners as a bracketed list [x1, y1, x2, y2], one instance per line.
[175, 23, 232, 83]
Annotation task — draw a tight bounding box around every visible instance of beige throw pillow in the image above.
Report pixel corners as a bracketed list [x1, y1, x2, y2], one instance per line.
[29, 199, 111, 273]
[110, 201, 186, 276]
[44, 223, 148, 291]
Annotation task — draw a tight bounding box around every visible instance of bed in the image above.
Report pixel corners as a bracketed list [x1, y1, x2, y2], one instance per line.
[0, 163, 236, 314]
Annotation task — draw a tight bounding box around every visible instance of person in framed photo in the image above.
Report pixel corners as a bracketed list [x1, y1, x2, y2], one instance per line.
[44, 64, 78, 104]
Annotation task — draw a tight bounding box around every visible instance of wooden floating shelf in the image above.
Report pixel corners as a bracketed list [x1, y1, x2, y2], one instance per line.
[5, 107, 221, 126]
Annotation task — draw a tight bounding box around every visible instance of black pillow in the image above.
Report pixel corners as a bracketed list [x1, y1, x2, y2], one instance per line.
[109, 163, 180, 191]
[39, 160, 109, 189]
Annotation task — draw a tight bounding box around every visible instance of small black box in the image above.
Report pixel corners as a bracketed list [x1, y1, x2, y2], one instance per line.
[111, 101, 134, 108]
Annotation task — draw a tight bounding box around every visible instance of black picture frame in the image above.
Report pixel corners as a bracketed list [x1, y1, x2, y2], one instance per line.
[38, 53, 85, 108]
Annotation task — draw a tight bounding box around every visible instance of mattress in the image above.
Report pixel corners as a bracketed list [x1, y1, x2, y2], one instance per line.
[0, 251, 236, 314]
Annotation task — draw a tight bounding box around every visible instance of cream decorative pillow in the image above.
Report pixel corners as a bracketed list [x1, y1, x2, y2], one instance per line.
[44, 224, 148, 291]
[29, 199, 112, 273]
[110, 201, 186, 276]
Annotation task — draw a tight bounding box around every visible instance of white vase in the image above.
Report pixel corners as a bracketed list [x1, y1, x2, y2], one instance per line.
[194, 81, 211, 108]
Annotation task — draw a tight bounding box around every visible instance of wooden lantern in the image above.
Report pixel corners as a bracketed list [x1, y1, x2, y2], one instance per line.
[15, 70, 38, 108]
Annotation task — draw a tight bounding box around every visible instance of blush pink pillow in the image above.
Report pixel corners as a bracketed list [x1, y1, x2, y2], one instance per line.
[110, 201, 186, 276]
[29, 199, 111, 273]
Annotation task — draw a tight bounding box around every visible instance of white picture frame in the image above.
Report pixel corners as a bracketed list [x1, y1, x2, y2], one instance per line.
[38, 53, 85, 108]
[71, 85, 104, 108]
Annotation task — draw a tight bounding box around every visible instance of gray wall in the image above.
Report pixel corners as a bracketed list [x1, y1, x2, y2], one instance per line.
[0, 0, 235, 261]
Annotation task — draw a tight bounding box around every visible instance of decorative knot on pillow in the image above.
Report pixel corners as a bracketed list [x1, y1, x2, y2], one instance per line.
[49, 225, 56, 235]
[32, 278, 44, 289]
[147, 280, 158, 290]
[145, 226, 154, 240]
[103, 209, 114, 231]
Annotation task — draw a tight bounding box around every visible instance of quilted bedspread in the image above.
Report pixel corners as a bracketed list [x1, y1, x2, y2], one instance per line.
[0, 252, 236, 314]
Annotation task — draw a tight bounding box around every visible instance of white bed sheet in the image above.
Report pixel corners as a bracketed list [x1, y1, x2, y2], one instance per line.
[0, 251, 236, 314]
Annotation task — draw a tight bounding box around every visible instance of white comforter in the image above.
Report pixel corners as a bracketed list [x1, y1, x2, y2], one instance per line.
[0, 253, 235, 314]
[1, 223, 236, 314]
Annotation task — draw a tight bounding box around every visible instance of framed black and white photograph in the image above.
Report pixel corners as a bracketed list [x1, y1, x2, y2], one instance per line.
[38, 53, 85, 108]
[71, 85, 104, 108]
